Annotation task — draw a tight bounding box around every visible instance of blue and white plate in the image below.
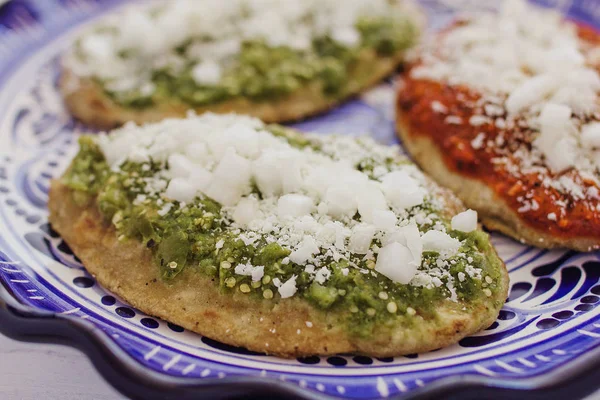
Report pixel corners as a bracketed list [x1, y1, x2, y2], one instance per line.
[1, 1, 600, 399]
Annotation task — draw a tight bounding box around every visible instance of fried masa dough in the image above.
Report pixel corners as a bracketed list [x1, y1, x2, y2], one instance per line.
[48, 116, 508, 357]
[396, 0, 600, 251]
[61, 0, 424, 129]
[48, 181, 507, 357]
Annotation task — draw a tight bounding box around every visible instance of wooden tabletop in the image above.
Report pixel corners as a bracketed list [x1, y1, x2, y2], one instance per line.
[0, 334, 123, 399]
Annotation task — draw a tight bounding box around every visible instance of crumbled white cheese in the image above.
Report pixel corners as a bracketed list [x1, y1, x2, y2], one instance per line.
[234, 263, 265, 282]
[331, 27, 361, 47]
[278, 275, 298, 298]
[314, 267, 331, 284]
[277, 194, 315, 218]
[469, 115, 490, 127]
[375, 242, 418, 284]
[380, 170, 426, 210]
[533, 103, 575, 173]
[471, 132, 486, 149]
[232, 195, 261, 227]
[66, 0, 414, 95]
[431, 100, 448, 113]
[445, 116, 463, 125]
[349, 224, 377, 254]
[94, 113, 480, 301]
[372, 209, 398, 231]
[355, 183, 388, 223]
[421, 230, 461, 255]
[323, 185, 358, 219]
[157, 202, 173, 216]
[582, 123, 600, 148]
[413, 0, 595, 110]
[451, 209, 478, 232]
[191, 60, 222, 85]
[411, 0, 600, 206]
[165, 178, 197, 203]
[505, 75, 557, 115]
[289, 236, 320, 264]
[204, 148, 252, 206]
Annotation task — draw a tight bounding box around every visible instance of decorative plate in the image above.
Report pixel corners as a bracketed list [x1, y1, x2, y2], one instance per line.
[1, 1, 600, 399]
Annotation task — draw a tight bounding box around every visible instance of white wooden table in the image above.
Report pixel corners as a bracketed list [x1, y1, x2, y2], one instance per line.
[0, 334, 124, 399]
[1, 332, 599, 400]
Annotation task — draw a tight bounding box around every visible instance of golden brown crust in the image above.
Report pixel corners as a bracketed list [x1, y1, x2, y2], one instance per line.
[48, 179, 508, 357]
[396, 114, 600, 252]
[61, 50, 405, 130]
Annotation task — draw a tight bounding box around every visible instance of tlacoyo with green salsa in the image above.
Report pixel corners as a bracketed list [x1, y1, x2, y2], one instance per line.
[61, 113, 506, 337]
[64, 0, 421, 109]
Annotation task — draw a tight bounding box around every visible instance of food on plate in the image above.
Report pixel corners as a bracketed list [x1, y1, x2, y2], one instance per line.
[396, 0, 600, 251]
[48, 113, 508, 357]
[61, 0, 423, 128]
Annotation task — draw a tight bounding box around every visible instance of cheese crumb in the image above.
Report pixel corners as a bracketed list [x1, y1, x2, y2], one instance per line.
[421, 230, 461, 255]
[471, 133, 486, 150]
[451, 209, 478, 232]
[431, 101, 448, 113]
[375, 242, 418, 284]
[278, 275, 297, 298]
[191, 60, 222, 85]
[444, 116, 463, 125]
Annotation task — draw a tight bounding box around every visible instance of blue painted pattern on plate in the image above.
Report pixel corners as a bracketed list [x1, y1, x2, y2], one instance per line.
[1, 0, 600, 398]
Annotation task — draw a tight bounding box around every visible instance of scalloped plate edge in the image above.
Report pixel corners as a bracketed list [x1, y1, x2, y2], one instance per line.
[2, 281, 600, 400]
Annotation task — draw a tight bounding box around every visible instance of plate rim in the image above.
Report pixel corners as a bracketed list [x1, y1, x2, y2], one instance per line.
[2, 281, 600, 399]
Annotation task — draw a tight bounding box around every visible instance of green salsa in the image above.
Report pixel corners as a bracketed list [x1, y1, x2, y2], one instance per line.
[63, 131, 503, 337]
